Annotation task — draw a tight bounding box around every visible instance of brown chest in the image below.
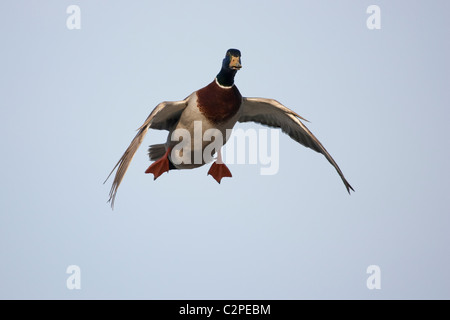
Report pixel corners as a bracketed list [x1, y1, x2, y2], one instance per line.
[196, 80, 242, 124]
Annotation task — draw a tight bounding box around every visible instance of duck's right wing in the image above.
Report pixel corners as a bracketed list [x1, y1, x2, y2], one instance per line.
[104, 99, 189, 208]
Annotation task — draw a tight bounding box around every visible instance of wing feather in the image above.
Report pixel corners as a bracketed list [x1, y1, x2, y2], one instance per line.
[239, 97, 354, 193]
[104, 99, 188, 208]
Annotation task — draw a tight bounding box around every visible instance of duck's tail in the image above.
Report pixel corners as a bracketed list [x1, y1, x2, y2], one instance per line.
[148, 144, 167, 161]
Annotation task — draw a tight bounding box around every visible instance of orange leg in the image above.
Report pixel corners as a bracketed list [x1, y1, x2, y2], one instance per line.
[145, 147, 171, 180]
[207, 149, 232, 184]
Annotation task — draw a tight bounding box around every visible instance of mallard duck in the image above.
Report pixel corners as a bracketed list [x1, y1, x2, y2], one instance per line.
[105, 49, 354, 208]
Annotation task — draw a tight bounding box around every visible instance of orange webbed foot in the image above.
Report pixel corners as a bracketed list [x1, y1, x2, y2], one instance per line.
[145, 148, 171, 180]
[207, 162, 232, 184]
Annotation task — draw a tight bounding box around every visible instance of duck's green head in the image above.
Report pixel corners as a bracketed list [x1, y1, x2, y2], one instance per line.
[216, 49, 242, 87]
[223, 49, 242, 71]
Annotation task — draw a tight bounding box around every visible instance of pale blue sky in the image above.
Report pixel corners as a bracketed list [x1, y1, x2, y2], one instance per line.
[1, 0, 449, 299]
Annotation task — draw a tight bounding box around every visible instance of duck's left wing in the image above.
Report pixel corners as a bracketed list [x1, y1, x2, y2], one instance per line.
[104, 99, 188, 208]
[238, 97, 354, 193]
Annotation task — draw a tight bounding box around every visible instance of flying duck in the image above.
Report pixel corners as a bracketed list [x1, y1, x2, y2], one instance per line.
[105, 49, 354, 207]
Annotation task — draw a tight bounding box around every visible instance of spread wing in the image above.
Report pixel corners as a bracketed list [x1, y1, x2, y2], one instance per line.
[104, 99, 189, 208]
[239, 97, 354, 193]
